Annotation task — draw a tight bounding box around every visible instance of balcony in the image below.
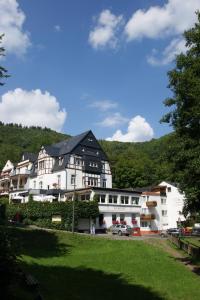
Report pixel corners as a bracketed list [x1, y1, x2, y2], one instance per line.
[0, 175, 10, 182]
[140, 214, 155, 221]
[0, 188, 9, 194]
[146, 201, 157, 207]
[10, 169, 30, 177]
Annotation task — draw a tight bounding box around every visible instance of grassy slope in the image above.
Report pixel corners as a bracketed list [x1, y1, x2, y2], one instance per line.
[12, 227, 200, 300]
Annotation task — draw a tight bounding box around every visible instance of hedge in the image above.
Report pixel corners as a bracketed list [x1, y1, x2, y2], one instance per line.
[6, 200, 99, 230]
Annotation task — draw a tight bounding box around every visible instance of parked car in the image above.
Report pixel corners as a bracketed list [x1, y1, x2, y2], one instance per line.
[192, 227, 200, 236]
[112, 224, 132, 236]
[160, 230, 168, 238]
[166, 228, 180, 236]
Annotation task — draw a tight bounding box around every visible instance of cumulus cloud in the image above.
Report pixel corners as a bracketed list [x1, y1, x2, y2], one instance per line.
[0, 88, 66, 131]
[89, 100, 118, 111]
[97, 112, 128, 127]
[106, 115, 154, 142]
[147, 37, 187, 65]
[89, 9, 124, 49]
[0, 0, 31, 57]
[124, 0, 200, 65]
[125, 0, 200, 41]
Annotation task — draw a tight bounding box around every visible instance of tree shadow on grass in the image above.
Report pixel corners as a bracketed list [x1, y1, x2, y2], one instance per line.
[7, 227, 71, 258]
[21, 263, 165, 300]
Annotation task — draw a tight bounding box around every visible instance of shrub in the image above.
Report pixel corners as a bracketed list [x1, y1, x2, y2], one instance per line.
[6, 200, 99, 231]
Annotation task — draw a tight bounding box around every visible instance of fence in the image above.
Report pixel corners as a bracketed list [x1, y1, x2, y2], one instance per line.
[169, 235, 200, 259]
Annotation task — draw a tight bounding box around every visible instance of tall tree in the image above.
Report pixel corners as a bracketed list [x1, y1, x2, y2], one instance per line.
[0, 34, 9, 85]
[161, 12, 200, 214]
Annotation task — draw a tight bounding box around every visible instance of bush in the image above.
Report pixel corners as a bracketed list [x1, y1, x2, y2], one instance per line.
[6, 200, 99, 231]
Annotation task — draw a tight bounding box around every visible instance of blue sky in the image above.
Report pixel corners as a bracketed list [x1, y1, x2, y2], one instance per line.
[0, 0, 199, 142]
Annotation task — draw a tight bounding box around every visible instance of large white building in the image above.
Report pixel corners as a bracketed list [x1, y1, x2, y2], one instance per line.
[0, 130, 185, 234]
[139, 182, 185, 234]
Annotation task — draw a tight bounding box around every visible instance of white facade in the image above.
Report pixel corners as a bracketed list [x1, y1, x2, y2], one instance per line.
[159, 181, 185, 229]
[140, 182, 185, 234]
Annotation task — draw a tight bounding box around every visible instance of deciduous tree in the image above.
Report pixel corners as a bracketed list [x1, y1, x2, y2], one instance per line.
[161, 12, 200, 213]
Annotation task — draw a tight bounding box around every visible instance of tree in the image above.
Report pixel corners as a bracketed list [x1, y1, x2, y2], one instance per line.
[161, 12, 200, 214]
[0, 34, 9, 85]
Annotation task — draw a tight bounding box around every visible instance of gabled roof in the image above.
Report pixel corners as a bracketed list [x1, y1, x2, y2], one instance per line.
[44, 130, 93, 157]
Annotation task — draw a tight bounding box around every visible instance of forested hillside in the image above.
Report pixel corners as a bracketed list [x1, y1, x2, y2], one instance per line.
[0, 122, 69, 169]
[0, 122, 174, 188]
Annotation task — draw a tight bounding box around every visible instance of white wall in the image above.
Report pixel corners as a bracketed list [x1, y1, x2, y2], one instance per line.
[29, 170, 66, 190]
[159, 181, 185, 228]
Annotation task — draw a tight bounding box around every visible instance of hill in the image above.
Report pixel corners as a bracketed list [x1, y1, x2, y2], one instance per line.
[0, 122, 174, 188]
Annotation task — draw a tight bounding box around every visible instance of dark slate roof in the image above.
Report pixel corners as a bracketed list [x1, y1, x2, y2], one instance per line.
[44, 130, 91, 157]
[22, 152, 37, 162]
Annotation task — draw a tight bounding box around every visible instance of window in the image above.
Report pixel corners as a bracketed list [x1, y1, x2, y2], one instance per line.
[39, 181, 43, 189]
[71, 175, 76, 185]
[141, 221, 148, 228]
[80, 194, 90, 201]
[96, 194, 106, 203]
[58, 156, 63, 166]
[109, 195, 117, 204]
[120, 196, 129, 204]
[88, 177, 98, 187]
[33, 181, 36, 189]
[89, 162, 98, 168]
[112, 214, 117, 221]
[120, 214, 125, 222]
[102, 179, 106, 188]
[161, 198, 166, 204]
[162, 210, 167, 217]
[167, 187, 171, 192]
[39, 160, 45, 170]
[57, 175, 61, 188]
[131, 197, 139, 205]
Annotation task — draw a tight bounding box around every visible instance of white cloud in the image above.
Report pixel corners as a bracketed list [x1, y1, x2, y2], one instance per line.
[54, 25, 61, 32]
[97, 112, 128, 127]
[147, 37, 187, 65]
[125, 0, 200, 41]
[0, 0, 31, 57]
[89, 9, 124, 49]
[0, 88, 66, 131]
[124, 0, 200, 65]
[106, 115, 154, 142]
[89, 100, 118, 111]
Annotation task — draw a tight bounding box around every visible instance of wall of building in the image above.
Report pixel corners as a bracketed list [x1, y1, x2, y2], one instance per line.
[159, 181, 185, 228]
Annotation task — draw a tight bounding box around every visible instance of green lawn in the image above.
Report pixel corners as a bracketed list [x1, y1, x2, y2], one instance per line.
[11, 227, 200, 300]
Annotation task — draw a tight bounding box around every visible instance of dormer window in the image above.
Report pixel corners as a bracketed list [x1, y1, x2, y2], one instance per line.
[59, 156, 63, 166]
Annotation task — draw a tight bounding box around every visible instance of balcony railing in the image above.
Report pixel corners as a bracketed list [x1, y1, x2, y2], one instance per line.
[146, 201, 157, 207]
[140, 214, 155, 220]
[10, 169, 30, 177]
[0, 175, 10, 181]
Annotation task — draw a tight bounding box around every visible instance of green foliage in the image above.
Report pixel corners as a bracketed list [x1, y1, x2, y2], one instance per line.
[100, 134, 174, 188]
[0, 34, 9, 85]
[6, 201, 99, 230]
[0, 122, 70, 169]
[0, 227, 18, 297]
[161, 12, 200, 213]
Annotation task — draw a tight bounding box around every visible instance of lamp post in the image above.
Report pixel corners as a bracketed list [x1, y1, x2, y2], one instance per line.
[72, 155, 76, 234]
